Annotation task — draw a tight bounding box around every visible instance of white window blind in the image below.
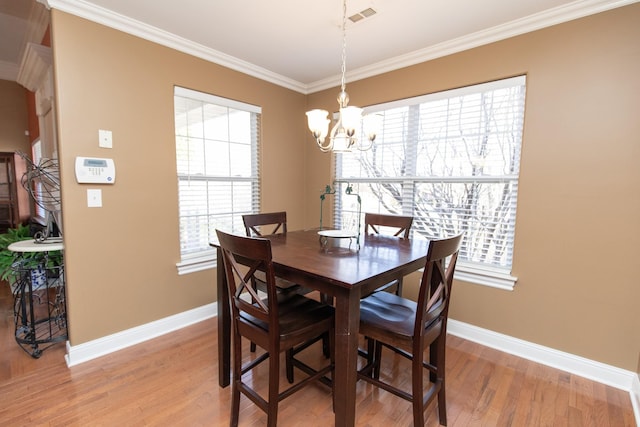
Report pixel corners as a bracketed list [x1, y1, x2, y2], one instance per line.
[174, 86, 261, 274]
[335, 76, 526, 290]
[31, 139, 46, 221]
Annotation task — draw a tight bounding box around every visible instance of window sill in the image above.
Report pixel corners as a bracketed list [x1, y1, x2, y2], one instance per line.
[176, 252, 216, 275]
[454, 262, 517, 291]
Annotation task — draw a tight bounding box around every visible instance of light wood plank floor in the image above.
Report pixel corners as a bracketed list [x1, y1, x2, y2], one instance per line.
[0, 284, 635, 426]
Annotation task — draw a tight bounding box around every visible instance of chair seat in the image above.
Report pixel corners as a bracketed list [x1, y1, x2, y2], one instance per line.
[240, 294, 334, 346]
[360, 291, 445, 353]
[360, 291, 416, 339]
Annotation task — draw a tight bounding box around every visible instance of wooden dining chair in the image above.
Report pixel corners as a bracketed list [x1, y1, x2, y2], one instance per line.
[216, 229, 334, 427]
[243, 211, 311, 352]
[243, 211, 302, 296]
[357, 233, 463, 426]
[364, 212, 414, 296]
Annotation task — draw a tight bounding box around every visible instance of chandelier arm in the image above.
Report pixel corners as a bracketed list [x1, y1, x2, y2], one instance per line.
[317, 137, 334, 152]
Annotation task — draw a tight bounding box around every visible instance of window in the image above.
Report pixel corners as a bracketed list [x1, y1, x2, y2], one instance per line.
[174, 87, 261, 274]
[31, 139, 46, 222]
[334, 76, 526, 290]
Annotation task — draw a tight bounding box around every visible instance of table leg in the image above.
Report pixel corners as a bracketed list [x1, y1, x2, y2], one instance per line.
[217, 247, 231, 388]
[332, 287, 361, 427]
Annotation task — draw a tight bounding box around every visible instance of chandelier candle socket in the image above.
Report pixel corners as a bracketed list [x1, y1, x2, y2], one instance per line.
[306, 0, 381, 152]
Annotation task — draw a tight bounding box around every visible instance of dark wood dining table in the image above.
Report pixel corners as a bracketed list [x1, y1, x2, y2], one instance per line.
[214, 228, 431, 427]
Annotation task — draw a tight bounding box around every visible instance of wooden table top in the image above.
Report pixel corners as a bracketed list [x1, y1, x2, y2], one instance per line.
[263, 228, 430, 291]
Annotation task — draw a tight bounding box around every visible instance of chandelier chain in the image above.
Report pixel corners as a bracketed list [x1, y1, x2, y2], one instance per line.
[340, 0, 347, 93]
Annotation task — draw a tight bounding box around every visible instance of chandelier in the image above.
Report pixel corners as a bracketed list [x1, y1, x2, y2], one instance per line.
[305, 0, 381, 153]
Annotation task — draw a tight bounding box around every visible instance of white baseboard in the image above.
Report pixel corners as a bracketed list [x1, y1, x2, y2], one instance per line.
[632, 374, 640, 426]
[448, 319, 640, 426]
[65, 303, 217, 367]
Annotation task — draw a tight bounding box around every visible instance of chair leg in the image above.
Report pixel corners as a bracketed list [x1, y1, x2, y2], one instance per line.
[322, 333, 330, 358]
[267, 351, 280, 427]
[250, 282, 259, 352]
[286, 348, 294, 384]
[373, 341, 383, 379]
[230, 380, 240, 427]
[230, 334, 242, 427]
[438, 378, 447, 426]
[434, 337, 447, 425]
[365, 337, 375, 374]
[412, 352, 425, 427]
[320, 293, 332, 358]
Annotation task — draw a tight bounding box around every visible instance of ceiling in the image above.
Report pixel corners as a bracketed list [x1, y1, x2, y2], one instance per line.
[1, 0, 637, 93]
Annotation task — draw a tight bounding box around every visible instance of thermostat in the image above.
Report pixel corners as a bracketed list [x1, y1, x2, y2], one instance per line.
[75, 156, 116, 184]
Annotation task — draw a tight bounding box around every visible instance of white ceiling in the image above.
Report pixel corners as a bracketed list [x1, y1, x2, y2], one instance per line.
[1, 0, 637, 93]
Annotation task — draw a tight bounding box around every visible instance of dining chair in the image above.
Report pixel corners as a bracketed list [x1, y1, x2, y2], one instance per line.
[216, 229, 334, 427]
[243, 211, 316, 353]
[364, 212, 414, 296]
[243, 211, 301, 296]
[357, 233, 463, 426]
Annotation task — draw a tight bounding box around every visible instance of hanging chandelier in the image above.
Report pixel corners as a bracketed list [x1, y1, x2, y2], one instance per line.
[305, 0, 381, 153]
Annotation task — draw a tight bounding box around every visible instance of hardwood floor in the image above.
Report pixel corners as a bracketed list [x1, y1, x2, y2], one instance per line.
[0, 284, 635, 426]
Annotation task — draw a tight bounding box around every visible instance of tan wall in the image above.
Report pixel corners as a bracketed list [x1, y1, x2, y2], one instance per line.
[50, 3, 639, 373]
[50, 11, 308, 344]
[0, 80, 31, 153]
[307, 4, 640, 371]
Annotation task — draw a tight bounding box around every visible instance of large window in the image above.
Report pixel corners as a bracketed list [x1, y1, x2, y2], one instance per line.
[335, 76, 526, 290]
[174, 87, 261, 274]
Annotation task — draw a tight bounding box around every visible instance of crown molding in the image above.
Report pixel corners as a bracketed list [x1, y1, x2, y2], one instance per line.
[42, 0, 638, 94]
[16, 43, 52, 91]
[24, 1, 50, 47]
[41, 0, 307, 93]
[310, 0, 640, 92]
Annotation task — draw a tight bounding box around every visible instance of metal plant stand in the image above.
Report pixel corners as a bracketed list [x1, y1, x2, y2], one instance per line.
[9, 239, 66, 358]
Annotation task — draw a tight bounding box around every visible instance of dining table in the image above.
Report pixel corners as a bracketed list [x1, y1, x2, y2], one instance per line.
[213, 228, 431, 427]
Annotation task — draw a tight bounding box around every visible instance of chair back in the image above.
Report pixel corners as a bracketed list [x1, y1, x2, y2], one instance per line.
[243, 211, 287, 237]
[414, 234, 463, 341]
[364, 213, 413, 238]
[216, 230, 279, 334]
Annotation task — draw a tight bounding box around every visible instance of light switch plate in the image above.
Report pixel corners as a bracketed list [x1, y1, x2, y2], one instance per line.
[99, 129, 112, 148]
[87, 189, 102, 207]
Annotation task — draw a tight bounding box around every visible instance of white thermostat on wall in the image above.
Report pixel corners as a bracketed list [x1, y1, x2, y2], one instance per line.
[75, 156, 116, 184]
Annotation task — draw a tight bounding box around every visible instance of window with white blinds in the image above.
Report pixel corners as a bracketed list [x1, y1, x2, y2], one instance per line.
[334, 76, 526, 290]
[31, 139, 46, 221]
[174, 86, 260, 274]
